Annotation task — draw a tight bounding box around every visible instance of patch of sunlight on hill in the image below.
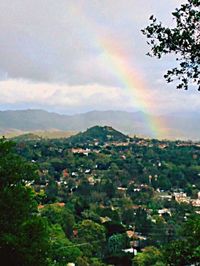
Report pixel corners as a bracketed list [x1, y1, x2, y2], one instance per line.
[1, 130, 77, 139]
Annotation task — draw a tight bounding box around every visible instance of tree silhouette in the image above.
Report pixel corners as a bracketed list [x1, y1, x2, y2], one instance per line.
[142, 0, 200, 90]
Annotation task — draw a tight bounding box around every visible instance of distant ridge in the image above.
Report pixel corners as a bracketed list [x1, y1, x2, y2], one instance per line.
[0, 109, 200, 140]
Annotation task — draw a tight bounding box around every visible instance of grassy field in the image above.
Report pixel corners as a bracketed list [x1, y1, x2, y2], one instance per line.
[1, 130, 77, 139]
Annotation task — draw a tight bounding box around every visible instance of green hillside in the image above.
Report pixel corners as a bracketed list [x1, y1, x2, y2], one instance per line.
[67, 125, 129, 144]
[12, 133, 42, 142]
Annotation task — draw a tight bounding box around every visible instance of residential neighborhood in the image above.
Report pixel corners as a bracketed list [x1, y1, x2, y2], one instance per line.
[11, 126, 200, 265]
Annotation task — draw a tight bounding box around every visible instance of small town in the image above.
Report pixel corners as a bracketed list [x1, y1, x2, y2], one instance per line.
[0, 0, 199, 265]
[5, 125, 200, 265]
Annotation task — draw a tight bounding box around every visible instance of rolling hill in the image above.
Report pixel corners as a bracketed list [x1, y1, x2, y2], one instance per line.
[67, 125, 129, 144]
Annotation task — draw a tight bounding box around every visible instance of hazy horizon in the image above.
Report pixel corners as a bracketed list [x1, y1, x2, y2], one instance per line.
[0, 107, 173, 116]
[1, 107, 200, 117]
[0, 108, 200, 140]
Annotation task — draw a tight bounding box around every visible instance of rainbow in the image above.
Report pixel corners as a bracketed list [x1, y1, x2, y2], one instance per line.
[68, 4, 168, 139]
[97, 36, 168, 139]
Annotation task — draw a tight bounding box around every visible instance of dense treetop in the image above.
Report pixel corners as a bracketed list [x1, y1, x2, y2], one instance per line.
[67, 126, 129, 144]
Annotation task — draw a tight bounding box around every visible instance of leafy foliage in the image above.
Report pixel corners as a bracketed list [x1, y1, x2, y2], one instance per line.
[132, 246, 165, 266]
[0, 138, 50, 266]
[40, 204, 75, 238]
[49, 224, 82, 265]
[142, 0, 200, 90]
[163, 215, 200, 265]
[108, 233, 129, 255]
[75, 219, 106, 257]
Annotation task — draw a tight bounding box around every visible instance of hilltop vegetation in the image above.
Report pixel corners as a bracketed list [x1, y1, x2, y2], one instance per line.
[9, 131, 76, 141]
[67, 126, 129, 144]
[12, 133, 42, 142]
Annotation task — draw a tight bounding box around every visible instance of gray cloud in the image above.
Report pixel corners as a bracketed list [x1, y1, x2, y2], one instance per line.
[0, 0, 196, 114]
[1, 78, 199, 115]
[0, 79, 134, 113]
[0, 0, 181, 84]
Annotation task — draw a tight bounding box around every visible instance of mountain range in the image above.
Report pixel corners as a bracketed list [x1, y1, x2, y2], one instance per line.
[0, 109, 199, 140]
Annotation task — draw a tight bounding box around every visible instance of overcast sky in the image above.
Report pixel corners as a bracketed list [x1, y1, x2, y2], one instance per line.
[0, 0, 199, 114]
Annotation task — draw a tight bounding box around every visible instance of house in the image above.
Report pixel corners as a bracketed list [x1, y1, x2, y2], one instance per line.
[126, 230, 136, 239]
[174, 192, 190, 204]
[159, 193, 172, 201]
[123, 248, 137, 255]
[71, 148, 90, 156]
[85, 169, 91, 174]
[117, 187, 127, 196]
[87, 176, 95, 185]
[191, 192, 200, 207]
[158, 208, 171, 216]
[62, 169, 69, 178]
[191, 199, 200, 207]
